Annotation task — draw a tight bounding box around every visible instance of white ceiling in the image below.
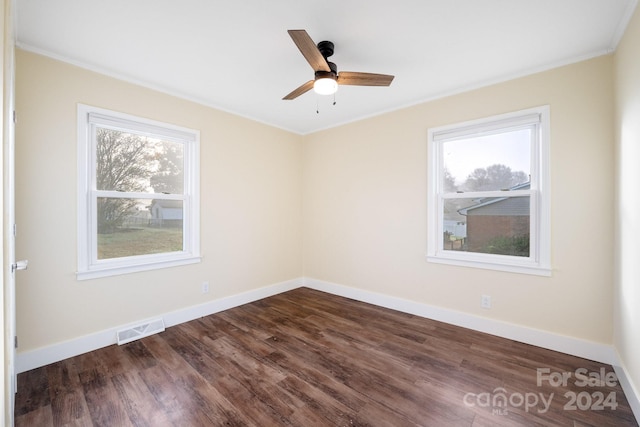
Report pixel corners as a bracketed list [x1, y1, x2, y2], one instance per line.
[16, 0, 637, 134]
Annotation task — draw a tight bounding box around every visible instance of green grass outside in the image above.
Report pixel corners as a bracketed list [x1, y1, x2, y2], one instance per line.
[98, 226, 183, 259]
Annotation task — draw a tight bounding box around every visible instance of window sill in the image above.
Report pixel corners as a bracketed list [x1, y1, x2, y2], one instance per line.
[426, 254, 551, 277]
[77, 255, 201, 280]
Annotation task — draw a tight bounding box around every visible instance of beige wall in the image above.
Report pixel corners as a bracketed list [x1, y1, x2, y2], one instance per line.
[15, 50, 303, 352]
[303, 55, 615, 343]
[614, 4, 640, 406]
[14, 46, 623, 357]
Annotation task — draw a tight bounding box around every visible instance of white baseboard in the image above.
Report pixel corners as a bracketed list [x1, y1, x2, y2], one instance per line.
[612, 352, 640, 423]
[14, 275, 618, 371]
[303, 277, 617, 364]
[161, 277, 303, 328]
[15, 277, 303, 374]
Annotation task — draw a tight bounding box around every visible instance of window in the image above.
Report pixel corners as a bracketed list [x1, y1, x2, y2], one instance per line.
[77, 105, 200, 279]
[427, 106, 550, 275]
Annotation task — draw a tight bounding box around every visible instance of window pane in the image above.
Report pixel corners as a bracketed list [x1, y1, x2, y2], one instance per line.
[443, 128, 531, 192]
[443, 196, 530, 257]
[97, 197, 183, 260]
[96, 128, 184, 194]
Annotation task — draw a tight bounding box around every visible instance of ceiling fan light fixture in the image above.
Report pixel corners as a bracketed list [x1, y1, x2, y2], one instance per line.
[314, 77, 338, 95]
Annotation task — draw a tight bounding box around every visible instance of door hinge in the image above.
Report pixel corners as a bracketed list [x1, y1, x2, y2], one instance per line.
[14, 336, 17, 349]
[13, 223, 17, 237]
[12, 110, 16, 123]
[11, 260, 28, 273]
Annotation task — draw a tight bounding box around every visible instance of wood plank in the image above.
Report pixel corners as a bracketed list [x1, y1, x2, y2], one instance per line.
[15, 405, 54, 427]
[14, 366, 50, 416]
[110, 371, 171, 427]
[81, 375, 133, 427]
[46, 359, 91, 426]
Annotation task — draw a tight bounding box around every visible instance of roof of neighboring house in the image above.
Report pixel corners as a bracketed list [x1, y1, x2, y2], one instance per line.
[150, 199, 183, 209]
[458, 181, 530, 216]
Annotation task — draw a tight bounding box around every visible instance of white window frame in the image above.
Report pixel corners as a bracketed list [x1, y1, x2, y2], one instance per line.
[427, 106, 551, 276]
[77, 104, 201, 280]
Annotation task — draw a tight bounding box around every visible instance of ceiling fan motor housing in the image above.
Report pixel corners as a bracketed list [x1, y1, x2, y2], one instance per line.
[316, 61, 338, 81]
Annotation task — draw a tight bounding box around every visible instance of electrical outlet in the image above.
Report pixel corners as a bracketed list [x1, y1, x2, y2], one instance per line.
[481, 294, 491, 309]
[202, 281, 210, 294]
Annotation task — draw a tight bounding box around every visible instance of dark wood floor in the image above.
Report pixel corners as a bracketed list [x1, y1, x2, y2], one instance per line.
[15, 287, 638, 426]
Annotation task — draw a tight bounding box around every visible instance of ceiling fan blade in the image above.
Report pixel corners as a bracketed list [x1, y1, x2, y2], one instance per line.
[283, 80, 315, 100]
[288, 30, 331, 72]
[337, 72, 395, 86]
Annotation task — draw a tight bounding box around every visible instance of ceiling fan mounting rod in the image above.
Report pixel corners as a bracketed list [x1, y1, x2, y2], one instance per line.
[317, 40, 334, 59]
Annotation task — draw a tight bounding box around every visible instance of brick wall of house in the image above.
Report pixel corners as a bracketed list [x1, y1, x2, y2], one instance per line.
[466, 215, 530, 252]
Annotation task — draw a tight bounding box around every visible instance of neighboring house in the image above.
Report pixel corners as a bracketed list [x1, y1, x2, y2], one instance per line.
[443, 220, 466, 238]
[149, 199, 183, 227]
[458, 182, 530, 253]
[443, 220, 467, 250]
[122, 207, 151, 227]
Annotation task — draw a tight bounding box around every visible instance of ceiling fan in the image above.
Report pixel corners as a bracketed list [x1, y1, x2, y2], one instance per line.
[283, 29, 394, 100]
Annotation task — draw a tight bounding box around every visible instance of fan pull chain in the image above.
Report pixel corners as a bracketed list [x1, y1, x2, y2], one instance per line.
[315, 93, 337, 114]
